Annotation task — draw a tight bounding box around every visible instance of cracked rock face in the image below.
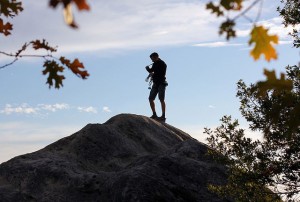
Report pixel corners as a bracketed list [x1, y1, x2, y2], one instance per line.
[0, 114, 230, 202]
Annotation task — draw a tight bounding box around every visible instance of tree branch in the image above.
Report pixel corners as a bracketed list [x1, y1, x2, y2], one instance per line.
[0, 51, 56, 69]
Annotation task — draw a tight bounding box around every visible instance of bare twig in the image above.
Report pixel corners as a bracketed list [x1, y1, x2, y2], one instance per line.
[0, 58, 18, 69]
[0, 51, 55, 69]
[233, 0, 262, 22]
[254, 0, 264, 23]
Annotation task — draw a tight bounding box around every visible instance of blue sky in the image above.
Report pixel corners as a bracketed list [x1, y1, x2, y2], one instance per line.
[0, 0, 299, 163]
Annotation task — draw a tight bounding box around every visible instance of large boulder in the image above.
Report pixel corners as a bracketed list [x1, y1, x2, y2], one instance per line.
[0, 114, 230, 202]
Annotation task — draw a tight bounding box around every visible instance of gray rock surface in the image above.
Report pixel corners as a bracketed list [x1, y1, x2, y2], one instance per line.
[0, 114, 230, 202]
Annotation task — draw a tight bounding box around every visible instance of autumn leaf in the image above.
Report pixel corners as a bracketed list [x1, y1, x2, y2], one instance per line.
[0, 0, 23, 18]
[73, 0, 90, 10]
[249, 25, 279, 61]
[0, 0, 23, 36]
[220, 0, 243, 10]
[60, 57, 89, 79]
[49, 0, 90, 10]
[63, 3, 78, 28]
[49, 0, 69, 8]
[0, 18, 13, 36]
[42, 60, 65, 89]
[49, 0, 89, 28]
[256, 69, 293, 97]
[206, 2, 224, 16]
[31, 39, 57, 52]
[219, 19, 236, 40]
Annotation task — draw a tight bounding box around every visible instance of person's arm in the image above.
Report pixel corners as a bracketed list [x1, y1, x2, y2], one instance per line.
[146, 65, 154, 73]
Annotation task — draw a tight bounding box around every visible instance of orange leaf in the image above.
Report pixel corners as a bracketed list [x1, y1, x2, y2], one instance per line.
[0, 18, 13, 36]
[248, 25, 279, 61]
[60, 57, 89, 79]
[73, 0, 90, 11]
[31, 39, 57, 52]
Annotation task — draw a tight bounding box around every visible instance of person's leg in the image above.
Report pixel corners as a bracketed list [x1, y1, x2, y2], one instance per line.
[160, 99, 166, 118]
[149, 84, 158, 118]
[149, 99, 157, 117]
[158, 84, 166, 118]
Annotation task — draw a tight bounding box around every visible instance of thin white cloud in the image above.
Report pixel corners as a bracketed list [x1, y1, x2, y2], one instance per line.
[38, 103, 70, 112]
[278, 40, 293, 45]
[0, 103, 38, 115]
[0, 103, 99, 115]
[153, 31, 169, 35]
[193, 41, 244, 48]
[103, 106, 111, 113]
[77, 106, 98, 113]
[236, 28, 251, 38]
[208, 105, 216, 109]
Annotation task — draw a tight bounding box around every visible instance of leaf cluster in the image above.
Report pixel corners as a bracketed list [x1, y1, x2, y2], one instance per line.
[0, 0, 23, 36]
[0, 39, 89, 89]
[0, 1, 91, 89]
[206, 0, 243, 16]
[206, 0, 280, 62]
[206, 65, 300, 201]
[42, 56, 89, 89]
[206, 0, 243, 40]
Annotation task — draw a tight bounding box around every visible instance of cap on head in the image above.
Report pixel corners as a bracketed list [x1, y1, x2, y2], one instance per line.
[150, 52, 159, 58]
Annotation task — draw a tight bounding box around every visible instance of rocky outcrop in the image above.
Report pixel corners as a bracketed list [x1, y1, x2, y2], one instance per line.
[0, 114, 230, 202]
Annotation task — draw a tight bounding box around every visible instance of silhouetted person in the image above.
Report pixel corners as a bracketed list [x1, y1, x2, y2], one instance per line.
[146, 52, 167, 121]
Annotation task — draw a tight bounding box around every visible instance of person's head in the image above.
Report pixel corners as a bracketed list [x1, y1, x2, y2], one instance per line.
[150, 52, 159, 62]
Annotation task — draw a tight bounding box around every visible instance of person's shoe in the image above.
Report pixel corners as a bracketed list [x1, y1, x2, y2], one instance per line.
[158, 116, 166, 122]
[150, 114, 158, 119]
